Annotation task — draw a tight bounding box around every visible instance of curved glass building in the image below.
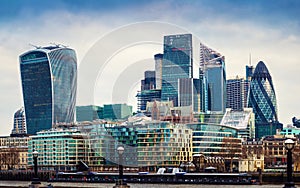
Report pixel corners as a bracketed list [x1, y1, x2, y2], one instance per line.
[20, 46, 77, 134]
[247, 61, 279, 138]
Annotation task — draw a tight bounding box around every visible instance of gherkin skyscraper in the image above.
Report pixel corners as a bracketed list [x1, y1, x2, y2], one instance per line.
[248, 61, 282, 138]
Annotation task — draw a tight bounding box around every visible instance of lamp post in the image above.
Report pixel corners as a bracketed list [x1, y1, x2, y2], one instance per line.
[113, 146, 130, 188]
[117, 146, 124, 181]
[30, 150, 41, 187]
[283, 139, 296, 188]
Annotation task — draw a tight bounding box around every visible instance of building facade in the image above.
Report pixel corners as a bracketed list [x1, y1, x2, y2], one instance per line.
[154, 53, 163, 89]
[78, 120, 193, 172]
[245, 65, 254, 81]
[186, 123, 242, 172]
[78, 121, 117, 171]
[247, 61, 279, 138]
[221, 108, 255, 140]
[137, 70, 161, 111]
[178, 78, 201, 112]
[199, 69, 208, 112]
[161, 34, 193, 106]
[200, 43, 226, 113]
[137, 90, 161, 111]
[0, 136, 30, 170]
[240, 140, 264, 172]
[20, 45, 77, 134]
[226, 77, 247, 111]
[103, 104, 132, 120]
[11, 107, 27, 135]
[76, 105, 103, 122]
[137, 122, 193, 172]
[28, 128, 89, 171]
[141, 71, 156, 91]
[262, 135, 290, 168]
[280, 125, 300, 137]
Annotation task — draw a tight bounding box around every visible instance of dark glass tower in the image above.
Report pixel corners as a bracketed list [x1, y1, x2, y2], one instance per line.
[247, 61, 280, 138]
[20, 46, 77, 134]
[161, 34, 193, 106]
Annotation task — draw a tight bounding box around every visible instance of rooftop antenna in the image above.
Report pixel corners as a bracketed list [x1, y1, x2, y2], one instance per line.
[29, 43, 41, 49]
[249, 53, 252, 66]
[60, 44, 69, 48]
[50, 42, 60, 47]
[49, 42, 68, 48]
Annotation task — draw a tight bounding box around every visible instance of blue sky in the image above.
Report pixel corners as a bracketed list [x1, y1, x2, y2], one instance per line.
[0, 0, 299, 135]
[1, 0, 299, 22]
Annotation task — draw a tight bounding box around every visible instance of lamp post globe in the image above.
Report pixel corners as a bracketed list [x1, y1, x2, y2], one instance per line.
[117, 146, 124, 180]
[283, 139, 296, 188]
[33, 150, 38, 158]
[117, 146, 124, 155]
[285, 139, 295, 150]
[30, 150, 41, 186]
[113, 146, 130, 188]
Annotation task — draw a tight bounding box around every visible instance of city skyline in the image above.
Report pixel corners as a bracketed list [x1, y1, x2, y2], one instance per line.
[0, 0, 300, 135]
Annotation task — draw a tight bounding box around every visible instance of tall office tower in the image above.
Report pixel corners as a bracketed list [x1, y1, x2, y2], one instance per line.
[246, 65, 254, 81]
[247, 61, 280, 138]
[244, 65, 254, 107]
[161, 34, 193, 106]
[178, 78, 201, 112]
[200, 43, 226, 112]
[137, 70, 161, 111]
[154, 54, 163, 89]
[20, 45, 77, 134]
[11, 107, 27, 135]
[226, 76, 247, 111]
[199, 69, 208, 112]
[141, 71, 156, 90]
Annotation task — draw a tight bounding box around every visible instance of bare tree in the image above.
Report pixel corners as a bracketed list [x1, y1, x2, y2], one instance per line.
[0, 148, 20, 170]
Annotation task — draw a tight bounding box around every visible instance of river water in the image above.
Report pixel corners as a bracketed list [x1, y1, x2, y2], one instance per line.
[0, 181, 288, 188]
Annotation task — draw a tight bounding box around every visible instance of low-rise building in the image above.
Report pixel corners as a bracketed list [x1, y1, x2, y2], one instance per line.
[186, 123, 242, 172]
[239, 154, 264, 172]
[221, 108, 255, 140]
[239, 152, 264, 172]
[76, 105, 103, 121]
[28, 128, 90, 171]
[0, 136, 30, 170]
[280, 125, 300, 137]
[137, 121, 193, 172]
[103, 104, 132, 120]
[263, 135, 287, 167]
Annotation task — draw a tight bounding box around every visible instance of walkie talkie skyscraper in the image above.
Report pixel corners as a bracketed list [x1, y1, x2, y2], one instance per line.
[20, 45, 77, 134]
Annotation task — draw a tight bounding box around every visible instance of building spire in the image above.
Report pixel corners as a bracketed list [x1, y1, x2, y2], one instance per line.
[249, 53, 252, 66]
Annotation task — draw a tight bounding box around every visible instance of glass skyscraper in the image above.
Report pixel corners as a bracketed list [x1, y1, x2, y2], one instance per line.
[200, 43, 226, 112]
[20, 46, 77, 135]
[161, 34, 193, 106]
[178, 78, 201, 112]
[247, 61, 280, 138]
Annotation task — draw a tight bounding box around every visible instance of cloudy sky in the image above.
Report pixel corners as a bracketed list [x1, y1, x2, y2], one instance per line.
[0, 0, 299, 135]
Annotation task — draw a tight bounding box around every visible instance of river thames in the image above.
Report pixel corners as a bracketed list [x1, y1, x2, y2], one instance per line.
[0, 181, 290, 188]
